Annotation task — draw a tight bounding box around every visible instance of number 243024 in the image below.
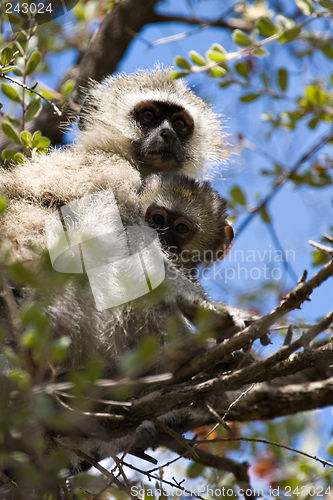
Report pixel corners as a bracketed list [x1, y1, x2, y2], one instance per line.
[5, 3, 53, 14]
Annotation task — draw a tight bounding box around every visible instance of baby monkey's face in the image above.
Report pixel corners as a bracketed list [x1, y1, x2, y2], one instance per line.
[139, 172, 234, 273]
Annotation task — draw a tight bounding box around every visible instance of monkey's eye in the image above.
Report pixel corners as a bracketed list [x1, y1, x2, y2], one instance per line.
[175, 222, 189, 235]
[141, 109, 156, 121]
[173, 118, 186, 130]
[152, 213, 165, 226]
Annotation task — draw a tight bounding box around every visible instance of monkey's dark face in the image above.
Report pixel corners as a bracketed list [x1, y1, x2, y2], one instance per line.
[132, 101, 194, 176]
[145, 203, 197, 256]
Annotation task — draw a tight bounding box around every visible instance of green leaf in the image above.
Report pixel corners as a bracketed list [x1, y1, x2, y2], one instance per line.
[219, 80, 233, 88]
[230, 186, 247, 206]
[1, 149, 17, 162]
[189, 50, 206, 66]
[233, 29, 252, 47]
[6, 12, 20, 24]
[295, 0, 315, 15]
[1, 83, 21, 103]
[60, 78, 75, 97]
[1, 47, 14, 65]
[257, 17, 279, 37]
[210, 67, 227, 77]
[36, 137, 50, 149]
[174, 56, 191, 70]
[279, 26, 302, 44]
[1, 65, 17, 74]
[20, 131, 32, 149]
[206, 50, 226, 62]
[210, 43, 227, 54]
[240, 93, 260, 102]
[25, 51, 41, 76]
[14, 153, 26, 164]
[318, 0, 332, 6]
[321, 43, 333, 60]
[261, 71, 270, 89]
[305, 85, 319, 105]
[235, 62, 249, 79]
[253, 47, 269, 56]
[0, 195, 8, 215]
[169, 71, 189, 79]
[308, 116, 319, 129]
[2, 121, 21, 145]
[260, 206, 271, 224]
[25, 98, 42, 122]
[32, 130, 42, 148]
[187, 462, 205, 479]
[278, 68, 288, 91]
[312, 249, 330, 266]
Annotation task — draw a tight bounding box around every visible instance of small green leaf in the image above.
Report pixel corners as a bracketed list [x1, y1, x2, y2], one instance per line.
[1, 149, 17, 162]
[295, 0, 315, 15]
[257, 17, 279, 37]
[210, 67, 227, 77]
[233, 29, 252, 47]
[1, 65, 17, 74]
[60, 78, 75, 98]
[32, 130, 42, 148]
[174, 56, 191, 70]
[219, 80, 233, 88]
[260, 206, 271, 224]
[1, 83, 21, 103]
[240, 93, 260, 102]
[253, 47, 269, 56]
[235, 62, 249, 79]
[278, 68, 288, 91]
[230, 186, 247, 206]
[261, 71, 270, 89]
[6, 12, 20, 24]
[36, 137, 50, 149]
[1, 47, 14, 65]
[25, 51, 41, 76]
[189, 50, 206, 66]
[20, 131, 32, 149]
[209, 43, 227, 54]
[305, 85, 319, 105]
[0, 195, 8, 215]
[279, 26, 302, 44]
[318, 0, 332, 6]
[187, 462, 205, 479]
[2, 121, 21, 145]
[14, 153, 26, 164]
[312, 249, 330, 266]
[321, 43, 333, 60]
[25, 98, 42, 122]
[169, 71, 189, 79]
[308, 116, 319, 129]
[206, 50, 227, 62]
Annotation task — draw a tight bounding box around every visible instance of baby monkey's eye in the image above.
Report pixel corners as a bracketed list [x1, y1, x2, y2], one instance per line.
[152, 213, 165, 225]
[142, 109, 156, 121]
[175, 222, 189, 234]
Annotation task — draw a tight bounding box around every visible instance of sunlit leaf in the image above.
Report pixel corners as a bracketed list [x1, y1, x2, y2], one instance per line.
[189, 50, 206, 66]
[295, 0, 315, 15]
[175, 55, 191, 70]
[232, 29, 252, 47]
[279, 26, 302, 44]
[1, 83, 21, 103]
[257, 17, 279, 37]
[25, 51, 41, 76]
[2, 121, 21, 145]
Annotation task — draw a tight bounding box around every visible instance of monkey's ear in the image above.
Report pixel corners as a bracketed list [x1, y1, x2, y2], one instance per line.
[217, 224, 234, 260]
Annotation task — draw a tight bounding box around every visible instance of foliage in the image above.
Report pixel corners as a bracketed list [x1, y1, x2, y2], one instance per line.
[0, 0, 333, 499]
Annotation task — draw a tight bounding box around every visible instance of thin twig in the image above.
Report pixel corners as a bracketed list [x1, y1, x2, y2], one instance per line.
[0, 74, 62, 116]
[190, 436, 333, 468]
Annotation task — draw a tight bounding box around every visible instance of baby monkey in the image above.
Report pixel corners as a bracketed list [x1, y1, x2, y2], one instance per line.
[140, 172, 234, 275]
